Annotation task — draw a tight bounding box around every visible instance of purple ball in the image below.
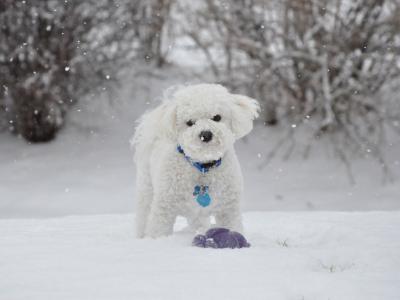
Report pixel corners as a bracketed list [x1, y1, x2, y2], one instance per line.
[204, 227, 230, 239]
[192, 227, 250, 249]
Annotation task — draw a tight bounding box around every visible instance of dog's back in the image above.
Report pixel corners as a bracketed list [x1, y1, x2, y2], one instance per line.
[132, 104, 163, 164]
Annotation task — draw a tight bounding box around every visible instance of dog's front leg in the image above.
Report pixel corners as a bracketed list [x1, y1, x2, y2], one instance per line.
[215, 201, 244, 233]
[145, 193, 177, 238]
[187, 214, 211, 234]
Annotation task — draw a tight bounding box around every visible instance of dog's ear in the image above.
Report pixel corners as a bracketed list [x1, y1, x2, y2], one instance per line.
[159, 100, 178, 140]
[231, 94, 260, 139]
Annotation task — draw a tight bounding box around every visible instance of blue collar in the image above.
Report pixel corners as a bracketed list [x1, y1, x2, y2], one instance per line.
[177, 145, 222, 173]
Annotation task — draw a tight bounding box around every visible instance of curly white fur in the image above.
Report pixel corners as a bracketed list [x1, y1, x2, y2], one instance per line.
[132, 84, 259, 238]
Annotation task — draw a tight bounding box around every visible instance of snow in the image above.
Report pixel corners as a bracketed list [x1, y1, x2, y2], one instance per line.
[1, 212, 399, 300]
[1, 3, 400, 298]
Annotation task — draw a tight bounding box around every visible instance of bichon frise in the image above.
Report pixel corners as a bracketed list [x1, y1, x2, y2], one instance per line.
[132, 84, 259, 238]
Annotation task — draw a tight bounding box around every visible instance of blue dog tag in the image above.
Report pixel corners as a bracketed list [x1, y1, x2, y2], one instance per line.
[193, 185, 211, 207]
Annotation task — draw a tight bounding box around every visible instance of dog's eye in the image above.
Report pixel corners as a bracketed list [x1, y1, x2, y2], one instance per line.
[186, 120, 195, 127]
[212, 114, 221, 122]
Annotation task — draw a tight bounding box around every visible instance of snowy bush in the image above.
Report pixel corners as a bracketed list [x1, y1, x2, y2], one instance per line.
[181, 0, 400, 176]
[0, 0, 170, 142]
[131, 0, 173, 67]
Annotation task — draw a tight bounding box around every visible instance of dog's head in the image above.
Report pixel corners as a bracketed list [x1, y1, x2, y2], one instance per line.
[159, 84, 260, 162]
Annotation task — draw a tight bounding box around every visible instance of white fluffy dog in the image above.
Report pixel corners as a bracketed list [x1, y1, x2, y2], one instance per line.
[132, 84, 259, 238]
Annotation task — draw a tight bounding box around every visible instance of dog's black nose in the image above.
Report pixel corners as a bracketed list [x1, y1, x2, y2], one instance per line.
[199, 130, 213, 143]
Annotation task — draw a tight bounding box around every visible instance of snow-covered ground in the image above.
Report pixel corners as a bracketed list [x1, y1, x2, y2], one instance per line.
[1, 212, 399, 300]
[1, 67, 400, 300]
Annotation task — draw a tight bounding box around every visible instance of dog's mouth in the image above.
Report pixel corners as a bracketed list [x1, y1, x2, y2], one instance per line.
[198, 159, 221, 168]
[191, 145, 225, 162]
[177, 145, 223, 164]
